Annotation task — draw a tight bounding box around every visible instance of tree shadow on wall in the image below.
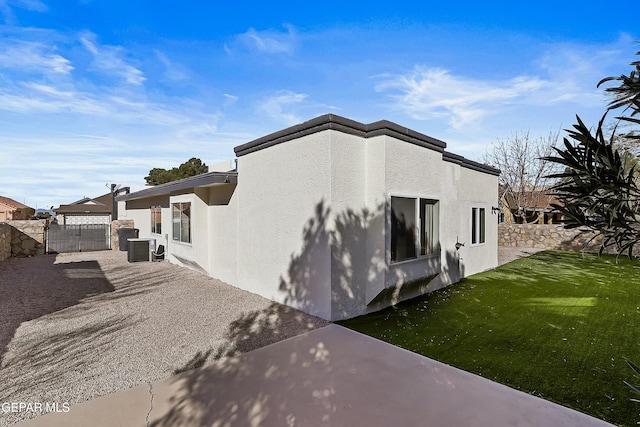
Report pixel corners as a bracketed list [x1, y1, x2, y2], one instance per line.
[153, 199, 466, 426]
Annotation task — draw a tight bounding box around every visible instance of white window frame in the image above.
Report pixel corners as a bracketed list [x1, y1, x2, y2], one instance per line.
[171, 201, 192, 244]
[150, 205, 162, 235]
[390, 194, 440, 263]
[471, 206, 486, 246]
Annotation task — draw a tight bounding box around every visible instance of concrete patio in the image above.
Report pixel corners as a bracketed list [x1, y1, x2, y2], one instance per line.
[16, 324, 611, 426]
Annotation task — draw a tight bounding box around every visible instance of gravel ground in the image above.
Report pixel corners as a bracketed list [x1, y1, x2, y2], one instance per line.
[0, 251, 328, 426]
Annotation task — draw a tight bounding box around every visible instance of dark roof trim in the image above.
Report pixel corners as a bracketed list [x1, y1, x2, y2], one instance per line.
[116, 171, 238, 201]
[234, 114, 499, 176]
[234, 114, 448, 157]
[443, 152, 500, 176]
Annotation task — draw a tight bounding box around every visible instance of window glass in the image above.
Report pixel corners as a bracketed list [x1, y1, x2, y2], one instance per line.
[472, 207, 486, 245]
[472, 208, 478, 244]
[420, 199, 440, 255]
[391, 197, 416, 261]
[172, 202, 191, 243]
[151, 206, 162, 234]
[181, 202, 191, 243]
[172, 204, 180, 241]
[479, 207, 486, 244]
[391, 196, 440, 262]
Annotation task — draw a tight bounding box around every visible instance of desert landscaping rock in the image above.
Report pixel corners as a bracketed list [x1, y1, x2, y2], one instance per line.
[0, 251, 328, 425]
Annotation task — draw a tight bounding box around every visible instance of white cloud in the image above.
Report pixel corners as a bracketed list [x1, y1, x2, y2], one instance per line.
[79, 31, 146, 85]
[234, 24, 297, 54]
[373, 51, 620, 130]
[0, 0, 47, 24]
[376, 67, 550, 128]
[0, 40, 73, 74]
[154, 50, 188, 82]
[223, 93, 239, 107]
[11, 0, 46, 12]
[257, 90, 308, 125]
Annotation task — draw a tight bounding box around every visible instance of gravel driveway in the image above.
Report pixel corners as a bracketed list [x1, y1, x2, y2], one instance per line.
[0, 251, 328, 426]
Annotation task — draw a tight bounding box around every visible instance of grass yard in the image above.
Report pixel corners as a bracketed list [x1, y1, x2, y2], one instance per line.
[338, 250, 640, 426]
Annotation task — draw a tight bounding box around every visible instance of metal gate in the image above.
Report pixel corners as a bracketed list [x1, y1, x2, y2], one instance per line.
[46, 224, 111, 253]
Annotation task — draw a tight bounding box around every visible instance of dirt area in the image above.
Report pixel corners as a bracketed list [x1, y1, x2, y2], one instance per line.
[0, 251, 328, 426]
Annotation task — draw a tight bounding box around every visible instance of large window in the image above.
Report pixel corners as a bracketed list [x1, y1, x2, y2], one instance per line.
[471, 207, 486, 245]
[150, 206, 162, 234]
[391, 196, 440, 262]
[172, 202, 191, 243]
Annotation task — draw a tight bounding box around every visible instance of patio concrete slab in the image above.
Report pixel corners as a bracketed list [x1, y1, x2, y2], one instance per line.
[17, 324, 612, 427]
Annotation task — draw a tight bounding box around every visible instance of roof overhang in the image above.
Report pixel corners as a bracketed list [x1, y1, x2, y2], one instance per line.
[234, 114, 500, 176]
[234, 114, 448, 157]
[116, 171, 238, 202]
[442, 152, 501, 176]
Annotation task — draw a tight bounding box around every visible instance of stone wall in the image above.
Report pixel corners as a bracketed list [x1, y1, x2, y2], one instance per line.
[111, 219, 135, 251]
[4, 220, 47, 257]
[498, 223, 604, 253]
[0, 223, 11, 261]
[0, 220, 135, 261]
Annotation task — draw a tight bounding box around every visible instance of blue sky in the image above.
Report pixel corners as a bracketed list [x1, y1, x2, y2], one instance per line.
[0, 0, 637, 209]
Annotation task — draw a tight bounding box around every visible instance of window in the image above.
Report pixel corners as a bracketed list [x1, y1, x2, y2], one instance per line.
[150, 206, 162, 234]
[472, 207, 486, 245]
[391, 196, 440, 262]
[172, 202, 191, 243]
[420, 199, 440, 255]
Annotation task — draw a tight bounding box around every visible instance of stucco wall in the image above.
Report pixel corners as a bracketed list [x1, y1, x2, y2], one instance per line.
[454, 164, 499, 276]
[236, 129, 499, 320]
[120, 124, 499, 321]
[362, 135, 447, 312]
[207, 185, 238, 286]
[237, 131, 333, 320]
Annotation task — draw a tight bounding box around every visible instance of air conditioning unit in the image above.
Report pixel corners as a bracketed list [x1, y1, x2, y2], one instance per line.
[128, 239, 151, 262]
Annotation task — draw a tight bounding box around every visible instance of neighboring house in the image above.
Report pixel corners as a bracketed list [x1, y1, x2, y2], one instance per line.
[55, 193, 114, 225]
[0, 196, 33, 221]
[117, 114, 500, 321]
[500, 185, 563, 224]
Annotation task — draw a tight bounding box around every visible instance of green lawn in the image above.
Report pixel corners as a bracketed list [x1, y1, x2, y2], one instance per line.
[338, 250, 640, 426]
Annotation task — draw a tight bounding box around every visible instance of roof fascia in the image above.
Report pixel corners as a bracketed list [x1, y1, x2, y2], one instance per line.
[234, 114, 499, 176]
[116, 172, 238, 202]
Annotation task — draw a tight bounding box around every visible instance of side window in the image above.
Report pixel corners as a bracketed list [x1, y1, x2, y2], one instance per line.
[391, 196, 416, 262]
[172, 202, 191, 243]
[391, 196, 441, 262]
[150, 206, 162, 234]
[472, 207, 486, 245]
[420, 199, 440, 255]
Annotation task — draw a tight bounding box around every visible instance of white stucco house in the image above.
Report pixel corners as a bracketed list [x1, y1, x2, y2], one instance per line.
[117, 114, 499, 321]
